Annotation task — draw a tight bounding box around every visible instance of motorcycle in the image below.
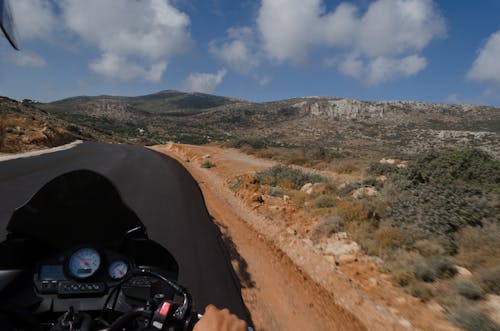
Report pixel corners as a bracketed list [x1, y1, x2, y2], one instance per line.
[0, 170, 252, 331]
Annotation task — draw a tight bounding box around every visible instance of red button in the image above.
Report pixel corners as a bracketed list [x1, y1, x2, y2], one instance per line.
[160, 302, 171, 316]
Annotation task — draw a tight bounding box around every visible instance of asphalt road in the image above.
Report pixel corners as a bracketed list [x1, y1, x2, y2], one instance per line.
[0, 141, 251, 323]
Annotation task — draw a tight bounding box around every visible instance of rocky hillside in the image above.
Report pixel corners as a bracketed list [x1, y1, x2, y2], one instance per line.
[40, 92, 500, 158]
[0, 97, 78, 153]
[0, 97, 123, 153]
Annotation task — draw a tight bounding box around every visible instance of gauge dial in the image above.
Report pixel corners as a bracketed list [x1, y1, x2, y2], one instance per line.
[68, 248, 101, 279]
[108, 261, 128, 280]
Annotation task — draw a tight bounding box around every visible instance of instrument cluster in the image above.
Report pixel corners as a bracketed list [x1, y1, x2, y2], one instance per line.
[35, 246, 132, 297]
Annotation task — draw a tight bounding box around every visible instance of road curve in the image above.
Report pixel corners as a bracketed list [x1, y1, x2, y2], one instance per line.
[0, 141, 251, 323]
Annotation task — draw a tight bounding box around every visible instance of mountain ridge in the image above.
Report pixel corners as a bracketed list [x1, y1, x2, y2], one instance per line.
[4, 91, 499, 157]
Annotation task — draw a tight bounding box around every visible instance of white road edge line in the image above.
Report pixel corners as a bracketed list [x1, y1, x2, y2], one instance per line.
[0, 140, 83, 162]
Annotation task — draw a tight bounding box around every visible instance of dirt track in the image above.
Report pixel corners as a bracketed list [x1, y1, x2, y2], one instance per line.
[152, 143, 460, 331]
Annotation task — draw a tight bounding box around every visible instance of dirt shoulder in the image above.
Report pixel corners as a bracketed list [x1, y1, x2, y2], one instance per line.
[151, 143, 459, 331]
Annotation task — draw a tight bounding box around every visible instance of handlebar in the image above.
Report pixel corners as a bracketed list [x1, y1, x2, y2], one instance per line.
[101, 267, 253, 331]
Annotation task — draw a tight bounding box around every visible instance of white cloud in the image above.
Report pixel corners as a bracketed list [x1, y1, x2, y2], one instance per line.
[183, 69, 227, 94]
[259, 75, 272, 86]
[89, 53, 167, 82]
[468, 31, 500, 86]
[446, 93, 461, 104]
[11, 51, 47, 68]
[366, 55, 427, 85]
[338, 54, 427, 85]
[10, 0, 56, 40]
[255, 0, 445, 84]
[209, 27, 261, 75]
[60, 0, 192, 81]
[338, 55, 364, 79]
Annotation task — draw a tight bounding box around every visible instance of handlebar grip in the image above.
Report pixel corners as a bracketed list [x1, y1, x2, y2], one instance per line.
[196, 314, 254, 331]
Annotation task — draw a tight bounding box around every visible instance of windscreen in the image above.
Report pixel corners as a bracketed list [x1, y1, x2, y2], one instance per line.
[7, 170, 144, 249]
[0, 0, 20, 50]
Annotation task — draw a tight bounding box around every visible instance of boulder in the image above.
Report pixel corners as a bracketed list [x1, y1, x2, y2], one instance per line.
[300, 183, 314, 194]
[322, 239, 360, 256]
[352, 186, 379, 199]
[484, 295, 500, 326]
[455, 266, 472, 278]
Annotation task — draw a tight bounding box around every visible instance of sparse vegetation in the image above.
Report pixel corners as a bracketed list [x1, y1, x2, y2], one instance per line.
[456, 280, 483, 300]
[201, 161, 215, 169]
[447, 305, 499, 331]
[477, 267, 500, 295]
[255, 165, 328, 190]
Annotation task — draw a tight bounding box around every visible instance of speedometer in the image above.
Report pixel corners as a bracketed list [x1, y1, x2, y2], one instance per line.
[68, 248, 101, 279]
[108, 260, 128, 280]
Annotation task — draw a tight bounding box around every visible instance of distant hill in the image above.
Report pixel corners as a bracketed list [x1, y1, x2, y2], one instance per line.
[45, 90, 241, 117]
[34, 91, 500, 158]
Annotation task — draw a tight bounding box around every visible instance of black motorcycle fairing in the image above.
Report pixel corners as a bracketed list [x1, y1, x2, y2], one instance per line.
[7, 170, 144, 250]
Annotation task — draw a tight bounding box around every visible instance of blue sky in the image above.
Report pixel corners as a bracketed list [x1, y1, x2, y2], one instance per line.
[0, 0, 499, 105]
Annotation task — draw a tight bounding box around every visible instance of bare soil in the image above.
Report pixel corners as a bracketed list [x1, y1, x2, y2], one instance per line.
[151, 143, 460, 331]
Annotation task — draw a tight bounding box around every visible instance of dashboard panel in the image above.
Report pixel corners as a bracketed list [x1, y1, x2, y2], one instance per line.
[34, 247, 132, 298]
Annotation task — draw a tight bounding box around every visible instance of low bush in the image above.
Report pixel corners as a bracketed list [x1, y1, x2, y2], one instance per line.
[335, 200, 368, 224]
[313, 195, 336, 208]
[410, 283, 434, 301]
[335, 162, 358, 174]
[414, 263, 437, 282]
[426, 255, 457, 279]
[373, 224, 406, 252]
[413, 239, 446, 257]
[367, 162, 400, 176]
[455, 222, 500, 270]
[267, 187, 285, 197]
[392, 269, 414, 287]
[201, 161, 215, 169]
[228, 138, 269, 150]
[477, 267, 500, 295]
[231, 177, 243, 190]
[456, 280, 483, 300]
[310, 216, 344, 242]
[362, 178, 384, 189]
[255, 165, 328, 190]
[338, 182, 362, 196]
[448, 306, 499, 331]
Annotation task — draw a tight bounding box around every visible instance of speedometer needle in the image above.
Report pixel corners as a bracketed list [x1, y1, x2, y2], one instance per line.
[77, 256, 90, 267]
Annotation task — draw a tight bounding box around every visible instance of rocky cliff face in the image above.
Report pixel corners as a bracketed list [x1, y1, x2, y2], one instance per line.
[293, 98, 491, 120]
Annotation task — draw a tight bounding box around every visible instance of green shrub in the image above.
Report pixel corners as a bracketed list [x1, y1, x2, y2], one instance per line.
[313, 195, 336, 208]
[255, 165, 328, 190]
[201, 161, 215, 169]
[414, 263, 437, 282]
[362, 178, 384, 188]
[229, 138, 269, 150]
[338, 182, 362, 196]
[267, 187, 285, 197]
[478, 267, 500, 294]
[367, 162, 400, 176]
[310, 216, 344, 242]
[386, 148, 499, 250]
[456, 280, 483, 300]
[406, 148, 500, 192]
[426, 255, 457, 279]
[448, 307, 499, 331]
[410, 283, 434, 301]
[231, 177, 243, 190]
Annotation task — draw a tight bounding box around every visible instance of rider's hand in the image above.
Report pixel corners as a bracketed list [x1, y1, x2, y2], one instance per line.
[193, 305, 247, 331]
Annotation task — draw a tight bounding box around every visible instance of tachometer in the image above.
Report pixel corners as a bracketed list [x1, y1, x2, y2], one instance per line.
[108, 260, 128, 280]
[68, 248, 101, 279]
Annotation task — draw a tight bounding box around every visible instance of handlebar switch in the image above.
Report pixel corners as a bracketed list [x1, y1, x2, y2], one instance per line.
[151, 301, 177, 330]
